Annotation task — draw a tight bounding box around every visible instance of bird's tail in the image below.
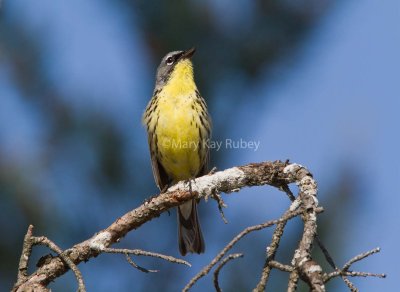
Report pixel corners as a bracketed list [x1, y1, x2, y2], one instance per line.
[177, 199, 205, 256]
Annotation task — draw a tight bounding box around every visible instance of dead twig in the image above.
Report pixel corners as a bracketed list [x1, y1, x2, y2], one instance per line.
[12, 161, 386, 292]
[213, 253, 243, 292]
[102, 247, 191, 272]
[15, 225, 34, 285]
[253, 198, 302, 291]
[183, 203, 323, 291]
[212, 192, 228, 224]
[268, 260, 294, 272]
[14, 225, 86, 292]
[323, 247, 386, 284]
[125, 254, 159, 273]
[287, 269, 300, 292]
[13, 161, 298, 290]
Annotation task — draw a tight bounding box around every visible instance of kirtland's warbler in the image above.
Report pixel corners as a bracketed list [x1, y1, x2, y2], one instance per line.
[143, 48, 211, 255]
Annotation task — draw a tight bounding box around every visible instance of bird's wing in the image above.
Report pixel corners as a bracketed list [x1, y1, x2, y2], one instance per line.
[196, 91, 212, 177]
[148, 132, 170, 191]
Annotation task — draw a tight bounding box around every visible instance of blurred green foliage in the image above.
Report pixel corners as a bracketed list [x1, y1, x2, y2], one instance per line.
[0, 1, 357, 291]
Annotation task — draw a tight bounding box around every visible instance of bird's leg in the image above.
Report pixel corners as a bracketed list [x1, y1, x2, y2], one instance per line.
[160, 184, 169, 193]
[143, 183, 172, 216]
[183, 179, 194, 194]
[161, 183, 172, 215]
[208, 167, 217, 175]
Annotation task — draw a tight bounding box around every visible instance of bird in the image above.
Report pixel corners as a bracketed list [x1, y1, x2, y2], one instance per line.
[143, 47, 211, 255]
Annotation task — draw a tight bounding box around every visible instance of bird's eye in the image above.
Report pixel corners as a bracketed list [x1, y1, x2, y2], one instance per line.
[166, 57, 174, 65]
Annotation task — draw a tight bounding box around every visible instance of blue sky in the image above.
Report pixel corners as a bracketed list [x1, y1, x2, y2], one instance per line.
[1, 0, 398, 290]
[233, 0, 399, 290]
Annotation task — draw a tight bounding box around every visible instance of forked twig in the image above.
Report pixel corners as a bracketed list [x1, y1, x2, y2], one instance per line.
[125, 254, 159, 273]
[102, 247, 191, 272]
[12, 161, 386, 292]
[323, 247, 386, 284]
[213, 253, 243, 292]
[15, 225, 86, 292]
[183, 205, 320, 291]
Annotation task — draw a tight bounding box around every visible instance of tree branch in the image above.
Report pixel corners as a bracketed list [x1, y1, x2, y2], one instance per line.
[102, 247, 191, 272]
[323, 247, 386, 285]
[213, 253, 243, 292]
[14, 225, 86, 292]
[254, 202, 297, 291]
[13, 161, 293, 291]
[12, 161, 385, 291]
[183, 202, 322, 292]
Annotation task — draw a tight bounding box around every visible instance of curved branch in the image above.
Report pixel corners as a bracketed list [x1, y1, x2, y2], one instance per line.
[213, 253, 243, 292]
[288, 165, 325, 291]
[12, 161, 386, 292]
[323, 247, 386, 283]
[102, 247, 191, 269]
[13, 160, 295, 291]
[183, 203, 322, 291]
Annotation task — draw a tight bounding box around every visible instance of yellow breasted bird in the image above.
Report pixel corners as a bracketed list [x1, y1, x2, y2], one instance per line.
[143, 48, 211, 255]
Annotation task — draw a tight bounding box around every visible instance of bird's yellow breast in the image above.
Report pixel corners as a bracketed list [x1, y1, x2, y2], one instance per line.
[154, 60, 202, 181]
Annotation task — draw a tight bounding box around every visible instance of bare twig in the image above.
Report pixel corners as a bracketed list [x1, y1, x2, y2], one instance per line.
[342, 247, 381, 271]
[213, 253, 243, 292]
[323, 247, 386, 283]
[287, 269, 300, 292]
[253, 198, 302, 291]
[14, 161, 297, 291]
[12, 161, 386, 292]
[315, 235, 337, 270]
[268, 260, 294, 272]
[328, 270, 386, 279]
[342, 276, 358, 292]
[315, 234, 357, 290]
[16, 225, 34, 285]
[279, 184, 296, 202]
[102, 247, 191, 268]
[284, 164, 325, 292]
[32, 236, 86, 292]
[183, 204, 324, 291]
[125, 254, 159, 273]
[14, 225, 86, 292]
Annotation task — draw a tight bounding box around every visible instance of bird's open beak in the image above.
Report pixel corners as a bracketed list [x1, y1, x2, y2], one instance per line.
[181, 47, 196, 59]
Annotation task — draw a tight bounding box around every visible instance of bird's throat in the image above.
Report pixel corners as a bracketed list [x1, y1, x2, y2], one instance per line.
[163, 59, 196, 97]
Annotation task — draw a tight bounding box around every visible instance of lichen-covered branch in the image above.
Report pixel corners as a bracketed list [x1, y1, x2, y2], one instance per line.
[14, 225, 86, 292]
[287, 164, 325, 292]
[185, 162, 384, 291]
[323, 247, 386, 284]
[183, 202, 321, 292]
[12, 161, 385, 292]
[13, 161, 292, 291]
[254, 204, 296, 291]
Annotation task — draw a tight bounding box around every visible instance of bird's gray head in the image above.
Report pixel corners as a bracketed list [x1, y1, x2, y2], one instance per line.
[155, 47, 196, 90]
